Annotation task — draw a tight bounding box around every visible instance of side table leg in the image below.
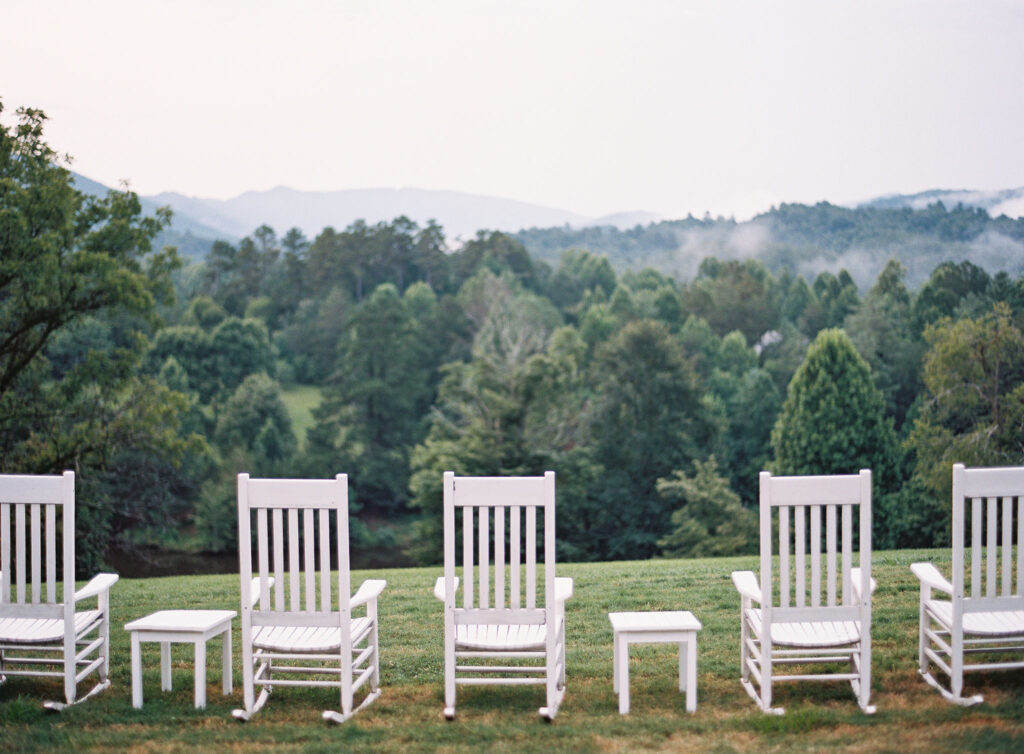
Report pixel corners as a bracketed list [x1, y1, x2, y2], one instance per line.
[686, 634, 697, 712]
[131, 633, 143, 709]
[679, 640, 687, 693]
[195, 639, 207, 709]
[612, 630, 619, 693]
[161, 642, 172, 691]
[617, 634, 630, 715]
[223, 627, 232, 695]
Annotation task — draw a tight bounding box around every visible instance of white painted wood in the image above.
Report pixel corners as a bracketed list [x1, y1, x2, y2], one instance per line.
[319, 508, 330, 612]
[914, 464, 1024, 704]
[1, 503, 10, 603]
[1018, 498, 1024, 596]
[303, 508, 315, 612]
[987, 497, 997, 598]
[1002, 497, 1012, 597]
[124, 610, 236, 710]
[435, 471, 571, 719]
[733, 469, 874, 714]
[288, 507, 299, 612]
[495, 506, 505, 609]
[810, 505, 821, 608]
[30, 504, 40, 604]
[0, 472, 117, 708]
[510, 506, 520, 609]
[826, 504, 837, 606]
[479, 506, 489, 609]
[463, 505, 473, 609]
[526, 504, 536, 610]
[272, 508, 284, 612]
[45, 504, 56, 604]
[608, 611, 701, 714]
[234, 474, 384, 723]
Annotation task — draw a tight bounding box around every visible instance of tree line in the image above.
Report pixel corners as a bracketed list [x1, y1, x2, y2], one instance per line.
[4, 103, 1023, 571]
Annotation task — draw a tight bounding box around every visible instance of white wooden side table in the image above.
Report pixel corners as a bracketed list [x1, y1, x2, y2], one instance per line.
[608, 610, 702, 714]
[125, 609, 237, 709]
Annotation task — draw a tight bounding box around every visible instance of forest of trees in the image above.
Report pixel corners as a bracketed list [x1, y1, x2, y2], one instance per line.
[5, 104, 1024, 572]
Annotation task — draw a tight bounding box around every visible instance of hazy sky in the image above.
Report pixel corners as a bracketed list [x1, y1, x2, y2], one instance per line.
[3, 0, 1022, 219]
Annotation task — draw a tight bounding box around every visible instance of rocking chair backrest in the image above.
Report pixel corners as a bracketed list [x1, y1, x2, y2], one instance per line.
[952, 464, 1024, 608]
[442, 471, 555, 623]
[0, 472, 74, 616]
[238, 474, 351, 627]
[759, 470, 871, 617]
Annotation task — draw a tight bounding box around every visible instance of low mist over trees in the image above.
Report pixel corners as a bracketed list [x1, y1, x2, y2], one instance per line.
[6, 101, 1024, 570]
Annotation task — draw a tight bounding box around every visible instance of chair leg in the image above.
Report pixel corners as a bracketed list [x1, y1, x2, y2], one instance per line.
[371, 618, 381, 692]
[99, 593, 111, 683]
[918, 601, 929, 676]
[917, 626, 983, 706]
[233, 650, 271, 721]
[851, 643, 876, 714]
[444, 640, 456, 720]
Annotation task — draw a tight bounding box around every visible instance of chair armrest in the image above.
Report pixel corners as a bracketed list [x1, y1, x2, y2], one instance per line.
[850, 567, 877, 603]
[352, 579, 387, 607]
[433, 576, 460, 601]
[731, 570, 762, 603]
[249, 576, 275, 608]
[911, 562, 953, 595]
[554, 577, 574, 603]
[73, 573, 119, 602]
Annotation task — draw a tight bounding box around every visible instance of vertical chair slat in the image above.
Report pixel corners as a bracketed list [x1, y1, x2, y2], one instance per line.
[494, 506, 505, 609]
[304, 508, 315, 611]
[257, 508, 270, 609]
[1, 503, 9, 603]
[795, 505, 805, 607]
[1018, 498, 1024, 596]
[526, 505, 536, 609]
[46, 503, 56, 603]
[810, 504, 821, 607]
[16, 503, 25, 603]
[842, 504, 852, 604]
[273, 508, 285, 611]
[987, 497, 997, 597]
[319, 508, 331, 611]
[289, 508, 300, 611]
[30, 503, 41, 603]
[779, 506, 789, 608]
[971, 498, 981, 598]
[479, 506, 489, 609]
[826, 504, 837, 606]
[1002, 497, 1012, 597]
[510, 505, 520, 609]
[463, 506, 474, 609]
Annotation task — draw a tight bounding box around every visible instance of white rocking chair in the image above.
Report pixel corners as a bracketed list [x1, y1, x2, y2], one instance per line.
[732, 470, 874, 714]
[0, 471, 118, 709]
[433, 471, 573, 720]
[912, 463, 1024, 705]
[233, 474, 386, 723]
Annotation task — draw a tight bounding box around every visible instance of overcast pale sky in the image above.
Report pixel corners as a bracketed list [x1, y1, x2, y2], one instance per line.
[3, 0, 1022, 219]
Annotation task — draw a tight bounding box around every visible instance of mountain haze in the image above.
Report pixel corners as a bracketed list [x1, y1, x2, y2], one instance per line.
[148, 186, 591, 241]
[860, 186, 1024, 219]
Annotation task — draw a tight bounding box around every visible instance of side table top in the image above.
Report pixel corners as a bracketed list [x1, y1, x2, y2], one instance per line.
[608, 610, 702, 633]
[125, 609, 237, 633]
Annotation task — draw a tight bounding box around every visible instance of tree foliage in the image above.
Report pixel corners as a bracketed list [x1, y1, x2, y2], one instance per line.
[657, 457, 757, 558]
[0, 102, 201, 570]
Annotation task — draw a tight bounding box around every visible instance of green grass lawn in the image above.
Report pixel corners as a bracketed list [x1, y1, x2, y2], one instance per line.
[280, 385, 323, 449]
[2, 550, 1023, 752]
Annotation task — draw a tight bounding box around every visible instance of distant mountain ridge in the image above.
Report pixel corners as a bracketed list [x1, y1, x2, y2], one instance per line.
[860, 186, 1024, 219]
[69, 172, 1024, 286]
[147, 186, 594, 243]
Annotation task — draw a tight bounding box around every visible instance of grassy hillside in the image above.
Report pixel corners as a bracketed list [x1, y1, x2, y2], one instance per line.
[280, 384, 323, 450]
[1, 551, 1022, 752]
